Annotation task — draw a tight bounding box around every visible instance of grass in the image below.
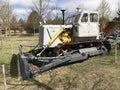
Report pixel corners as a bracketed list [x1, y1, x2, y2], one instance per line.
[0, 34, 120, 90]
[0, 35, 38, 63]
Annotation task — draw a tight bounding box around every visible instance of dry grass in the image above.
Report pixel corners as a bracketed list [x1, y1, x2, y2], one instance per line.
[0, 34, 120, 90]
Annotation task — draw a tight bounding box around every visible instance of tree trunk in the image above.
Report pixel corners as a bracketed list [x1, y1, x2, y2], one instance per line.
[5, 27, 8, 37]
[14, 30, 16, 35]
[33, 28, 35, 36]
[0, 30, 3, 48]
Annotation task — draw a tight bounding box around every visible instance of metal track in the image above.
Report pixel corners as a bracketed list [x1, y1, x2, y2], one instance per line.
[29, 40, 111, 57]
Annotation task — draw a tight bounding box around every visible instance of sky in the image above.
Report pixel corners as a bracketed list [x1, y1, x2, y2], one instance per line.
[8, 0, 120, 19]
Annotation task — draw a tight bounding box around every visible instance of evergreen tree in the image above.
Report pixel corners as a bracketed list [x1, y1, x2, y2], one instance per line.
[46, 13, 62, 25]
[52, 16, 62, 25]
[18, 18, 27, 34]
[27, 10, 41, 34]
[10, 15, 18, 35]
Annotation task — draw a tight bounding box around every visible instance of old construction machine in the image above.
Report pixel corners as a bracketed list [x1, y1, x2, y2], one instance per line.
[18, 9, 120, 80]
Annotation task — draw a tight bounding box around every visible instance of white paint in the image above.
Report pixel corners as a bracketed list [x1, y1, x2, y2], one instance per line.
[41, 25, 62, 47]
[78, 11, 99, 38]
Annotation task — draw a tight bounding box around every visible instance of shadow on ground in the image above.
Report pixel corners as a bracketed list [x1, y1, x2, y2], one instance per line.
[3, 78, 54, 90]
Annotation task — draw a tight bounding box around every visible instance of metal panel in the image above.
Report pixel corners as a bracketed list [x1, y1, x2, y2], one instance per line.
[40, 25, 62, 47]
[39, 25, 44, 46]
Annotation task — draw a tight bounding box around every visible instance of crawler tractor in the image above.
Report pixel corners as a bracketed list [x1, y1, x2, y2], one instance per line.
[18, 9, 119, 80]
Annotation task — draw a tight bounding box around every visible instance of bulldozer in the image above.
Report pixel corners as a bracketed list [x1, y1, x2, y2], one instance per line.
[18, 9, 120, 80]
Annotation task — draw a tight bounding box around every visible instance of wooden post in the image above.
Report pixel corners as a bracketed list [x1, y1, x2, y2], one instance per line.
[0, 29, 3, 48]
[115, 41, 117, 63]
[2, 64, 7, 90]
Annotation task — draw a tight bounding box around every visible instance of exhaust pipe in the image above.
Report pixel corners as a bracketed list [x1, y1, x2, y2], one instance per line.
[61, 8, 66, 25]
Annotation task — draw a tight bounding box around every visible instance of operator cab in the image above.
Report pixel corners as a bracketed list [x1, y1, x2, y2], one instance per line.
[65, 10, 100, 41]
[65, 14, 81, 25]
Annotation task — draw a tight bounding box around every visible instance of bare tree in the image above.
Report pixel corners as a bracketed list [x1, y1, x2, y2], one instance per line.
[117, 2, 120, 18]
[113, 2, 120, 30]
[97, 0, 111, 23]
[97, 0, 111, 32]
[0, 0, 13, 36]
[97, 0, 111, 18]
[31, 0, 53, 22]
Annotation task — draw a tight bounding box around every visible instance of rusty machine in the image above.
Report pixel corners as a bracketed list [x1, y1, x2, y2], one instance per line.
[18, 9, 120, 80]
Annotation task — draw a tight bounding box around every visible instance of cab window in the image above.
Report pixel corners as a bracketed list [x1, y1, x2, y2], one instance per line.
[90, 14, 98, 22]
[81, 13, 88, 22]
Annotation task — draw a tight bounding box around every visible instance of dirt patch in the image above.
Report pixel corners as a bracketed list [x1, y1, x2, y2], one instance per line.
[0, 53, 120, 90]
[0, 82, 4, 90]
[32, 59, 120, 90]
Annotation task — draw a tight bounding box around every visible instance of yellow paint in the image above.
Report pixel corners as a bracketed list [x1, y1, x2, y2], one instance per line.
[48, 27, 65, 46]
[59, 31, 72, 43]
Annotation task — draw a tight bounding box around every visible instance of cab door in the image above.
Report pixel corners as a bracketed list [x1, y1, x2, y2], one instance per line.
[88, 13, 99, 37]
[78, 12, 89, 37]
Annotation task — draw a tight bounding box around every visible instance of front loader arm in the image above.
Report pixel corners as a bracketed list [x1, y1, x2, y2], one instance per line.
[37, 27, 65, 56]
[47, 27, 65, 46]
